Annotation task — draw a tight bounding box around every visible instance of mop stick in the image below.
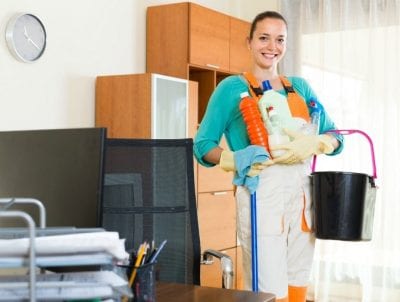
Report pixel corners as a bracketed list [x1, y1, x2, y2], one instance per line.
[250, 191, 258, 292]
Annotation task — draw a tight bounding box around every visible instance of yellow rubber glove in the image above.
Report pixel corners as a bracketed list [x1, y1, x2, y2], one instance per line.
[219, 150, 236, 172]
[219, 150, 274, 177]
[270, 129, 335, 165]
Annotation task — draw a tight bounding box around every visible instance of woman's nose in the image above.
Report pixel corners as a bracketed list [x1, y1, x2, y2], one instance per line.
[266, 40, 276, 50]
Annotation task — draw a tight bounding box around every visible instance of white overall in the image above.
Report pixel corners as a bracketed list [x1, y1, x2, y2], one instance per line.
[236, 162, 315, 299]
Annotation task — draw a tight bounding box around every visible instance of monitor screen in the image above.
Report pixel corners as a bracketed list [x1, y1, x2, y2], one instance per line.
[0, 127, 106, 228]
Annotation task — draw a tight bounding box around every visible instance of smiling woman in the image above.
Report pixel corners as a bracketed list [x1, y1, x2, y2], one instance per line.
[5, 13, 47, 63]
[193, 9, 343, 302]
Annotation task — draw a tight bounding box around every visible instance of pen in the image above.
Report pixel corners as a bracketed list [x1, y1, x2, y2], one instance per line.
[140, 242, 149, 265]
[149, 239, 167, 264]
[122, 243, 146, 302]
[128, 243, 146, 286]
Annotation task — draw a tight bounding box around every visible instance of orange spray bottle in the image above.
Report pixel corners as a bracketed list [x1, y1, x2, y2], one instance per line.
[239, 92, 269, 152]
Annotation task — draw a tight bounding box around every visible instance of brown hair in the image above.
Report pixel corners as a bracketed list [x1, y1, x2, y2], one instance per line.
[249, 11, 288, 39]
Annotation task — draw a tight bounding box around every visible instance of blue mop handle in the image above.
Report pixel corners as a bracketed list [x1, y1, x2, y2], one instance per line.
[250, 192, 258, 292]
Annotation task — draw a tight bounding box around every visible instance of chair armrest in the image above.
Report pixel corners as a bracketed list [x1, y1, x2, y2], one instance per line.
[201, 249, 234, 289]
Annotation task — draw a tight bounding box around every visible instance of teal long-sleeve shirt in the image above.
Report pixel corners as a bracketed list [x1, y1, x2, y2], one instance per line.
[194, 74, 344, 167]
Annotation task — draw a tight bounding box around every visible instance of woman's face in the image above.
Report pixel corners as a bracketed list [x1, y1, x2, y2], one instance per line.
[248, 17, 287, 71]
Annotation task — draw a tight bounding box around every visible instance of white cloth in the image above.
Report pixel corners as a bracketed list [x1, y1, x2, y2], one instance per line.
[236, 163, 315, 299]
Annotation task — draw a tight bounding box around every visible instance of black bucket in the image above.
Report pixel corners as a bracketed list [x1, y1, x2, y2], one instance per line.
[311, 130, 378, 241]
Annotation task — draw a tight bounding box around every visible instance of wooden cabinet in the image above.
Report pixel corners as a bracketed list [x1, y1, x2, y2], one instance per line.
[95, 73, 198, 139]
[147, 2, 251, 80]
[147, 2, 251, 122]
[146, 2, 251, 289]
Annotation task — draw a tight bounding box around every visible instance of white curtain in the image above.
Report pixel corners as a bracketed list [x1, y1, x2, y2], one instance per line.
[280, 1, 400, 301]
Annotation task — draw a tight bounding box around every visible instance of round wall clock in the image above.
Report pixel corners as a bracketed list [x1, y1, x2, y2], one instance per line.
[5, 13, 47, 63]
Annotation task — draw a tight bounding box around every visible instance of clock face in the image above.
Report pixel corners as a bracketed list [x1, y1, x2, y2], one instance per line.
[6, 13, 47, 63]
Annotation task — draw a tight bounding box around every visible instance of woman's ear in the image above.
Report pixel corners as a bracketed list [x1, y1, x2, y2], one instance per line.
[246, 37, 251, 50]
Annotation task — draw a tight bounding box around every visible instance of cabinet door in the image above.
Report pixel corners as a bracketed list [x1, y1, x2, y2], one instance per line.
[146, 3, 189, 79]
[151, 74, 188, 138]
[198, 191, 236, 251]
[229, 17, 252, 73]
[95, 74, 152, 138]
[189, 3, 230, 71]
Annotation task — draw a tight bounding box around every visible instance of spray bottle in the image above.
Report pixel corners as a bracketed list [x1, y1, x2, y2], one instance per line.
[239, 92, 269, 152]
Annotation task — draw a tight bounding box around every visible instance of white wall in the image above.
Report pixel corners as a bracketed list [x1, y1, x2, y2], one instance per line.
[0, 0, 277, 131]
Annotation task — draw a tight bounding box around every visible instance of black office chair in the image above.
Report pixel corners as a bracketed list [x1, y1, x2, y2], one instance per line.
[100, 138, 233, 287]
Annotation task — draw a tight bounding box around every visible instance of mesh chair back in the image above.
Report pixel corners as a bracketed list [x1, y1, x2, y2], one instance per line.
[100, 138, 200, 285]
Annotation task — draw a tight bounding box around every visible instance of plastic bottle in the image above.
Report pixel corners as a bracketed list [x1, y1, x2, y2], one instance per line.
[266, 106, 290, 158]
[302, 98, 322, 135]
[257, 86, 292, 133]
[239, 92, 269, 152]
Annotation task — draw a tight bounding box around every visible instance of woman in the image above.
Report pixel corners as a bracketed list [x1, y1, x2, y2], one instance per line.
[193, 11, 343, 302]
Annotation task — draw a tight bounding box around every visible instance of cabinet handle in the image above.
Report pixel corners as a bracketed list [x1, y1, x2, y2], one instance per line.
[206, 63, 220, 69]
[212, 191, 228, 196]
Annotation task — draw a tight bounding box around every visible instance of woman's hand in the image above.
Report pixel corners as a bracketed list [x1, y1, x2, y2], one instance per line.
[270, 129, 335, 164]
[219, 146, 274, 177]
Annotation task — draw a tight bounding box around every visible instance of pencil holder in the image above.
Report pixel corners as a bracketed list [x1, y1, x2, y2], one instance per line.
[132, 262, 157, 302]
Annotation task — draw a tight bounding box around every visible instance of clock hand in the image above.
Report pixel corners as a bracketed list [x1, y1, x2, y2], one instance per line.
[23, 26, 29, 39]
[27, 38, 40, 50]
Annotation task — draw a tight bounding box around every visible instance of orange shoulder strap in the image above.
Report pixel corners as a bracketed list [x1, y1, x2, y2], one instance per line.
[242, 72, 263, 101]
[280, 76, 310, 122]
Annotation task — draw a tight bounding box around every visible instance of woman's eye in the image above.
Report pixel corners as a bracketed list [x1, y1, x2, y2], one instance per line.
[259, 36, 268, 41]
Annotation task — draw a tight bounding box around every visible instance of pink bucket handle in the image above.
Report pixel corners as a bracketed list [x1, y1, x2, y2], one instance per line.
[311, 129, 377, 179]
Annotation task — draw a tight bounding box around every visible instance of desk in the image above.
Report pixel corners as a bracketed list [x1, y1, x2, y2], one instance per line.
[156, 282, 275, 302]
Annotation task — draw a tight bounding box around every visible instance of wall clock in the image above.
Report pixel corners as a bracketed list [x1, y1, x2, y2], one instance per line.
[5, 13, 47, 63]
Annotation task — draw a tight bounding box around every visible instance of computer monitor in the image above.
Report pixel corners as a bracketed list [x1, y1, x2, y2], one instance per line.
[0, 127, 106, 228]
